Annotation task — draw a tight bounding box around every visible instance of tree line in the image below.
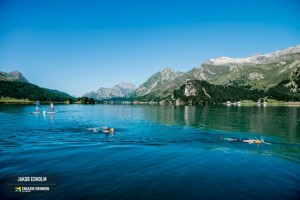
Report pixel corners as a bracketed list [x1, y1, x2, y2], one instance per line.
[172, 80, 265, 104]
[76, 97, 96, 104]
[172, 80, 300, 104]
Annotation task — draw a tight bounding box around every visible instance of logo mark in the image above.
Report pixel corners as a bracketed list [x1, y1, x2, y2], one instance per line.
[15, 187, 22, 192]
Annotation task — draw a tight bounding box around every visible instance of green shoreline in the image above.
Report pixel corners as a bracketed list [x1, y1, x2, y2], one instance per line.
[240, 100, 300, 106]
[1, 97, 300, 106]
[0, 98, 34, 104]
[0, 98, 68, 104]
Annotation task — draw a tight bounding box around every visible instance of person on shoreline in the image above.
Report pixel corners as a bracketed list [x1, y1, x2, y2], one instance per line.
[35, 100, 40, 113]
[50, 102, 54, 112]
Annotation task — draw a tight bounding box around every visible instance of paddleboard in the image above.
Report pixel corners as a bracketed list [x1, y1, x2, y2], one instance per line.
[30, 112, 40, 114]
[46, 112, 55, 114]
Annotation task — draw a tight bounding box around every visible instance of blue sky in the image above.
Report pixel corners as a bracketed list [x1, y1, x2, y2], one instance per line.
[0, 0, 300, 96]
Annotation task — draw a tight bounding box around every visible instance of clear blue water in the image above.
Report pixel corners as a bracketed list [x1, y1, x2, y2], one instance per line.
[0, 104, 300, 199]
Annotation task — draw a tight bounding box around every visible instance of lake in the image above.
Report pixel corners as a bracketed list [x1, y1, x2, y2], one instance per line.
[0, 104, 300, 199]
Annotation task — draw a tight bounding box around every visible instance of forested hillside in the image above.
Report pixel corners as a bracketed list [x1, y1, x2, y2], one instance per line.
[136, 79, 300, 104]
[0, 80, 74, 102]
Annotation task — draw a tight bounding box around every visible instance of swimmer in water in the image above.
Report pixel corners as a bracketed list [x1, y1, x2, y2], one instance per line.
[221, 136, 269, 144]
[88, 126, 115, 134]
[103, 126, 114, 134]
[87, 127, 100, 132]
[242, 139, 263, 144]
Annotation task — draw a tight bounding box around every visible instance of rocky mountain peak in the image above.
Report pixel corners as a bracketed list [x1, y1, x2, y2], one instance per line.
[162, 67, 175, 73]
[132, 67, 185, 96]
[0, 70, 29, 82]
[116, 82, 137, 90]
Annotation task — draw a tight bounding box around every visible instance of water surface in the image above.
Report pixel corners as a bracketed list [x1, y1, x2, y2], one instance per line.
[0, 104, 299, 199]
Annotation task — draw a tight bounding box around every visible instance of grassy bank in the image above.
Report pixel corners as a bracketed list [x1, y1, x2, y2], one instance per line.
[240, 99, 300, 106]
[262, 99, 300, 106]
[0, 97, 69, 104]
[1, 97, 300, 106]
[0, 97, 35, 104]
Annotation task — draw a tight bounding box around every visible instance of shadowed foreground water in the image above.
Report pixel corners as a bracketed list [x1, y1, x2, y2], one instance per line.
[0, 104, 299, 199]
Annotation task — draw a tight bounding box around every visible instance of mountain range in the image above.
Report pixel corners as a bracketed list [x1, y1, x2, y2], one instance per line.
[84, 82, 137, 99]
[2, 44, 300, 103]
[132, 44, 300, 99]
